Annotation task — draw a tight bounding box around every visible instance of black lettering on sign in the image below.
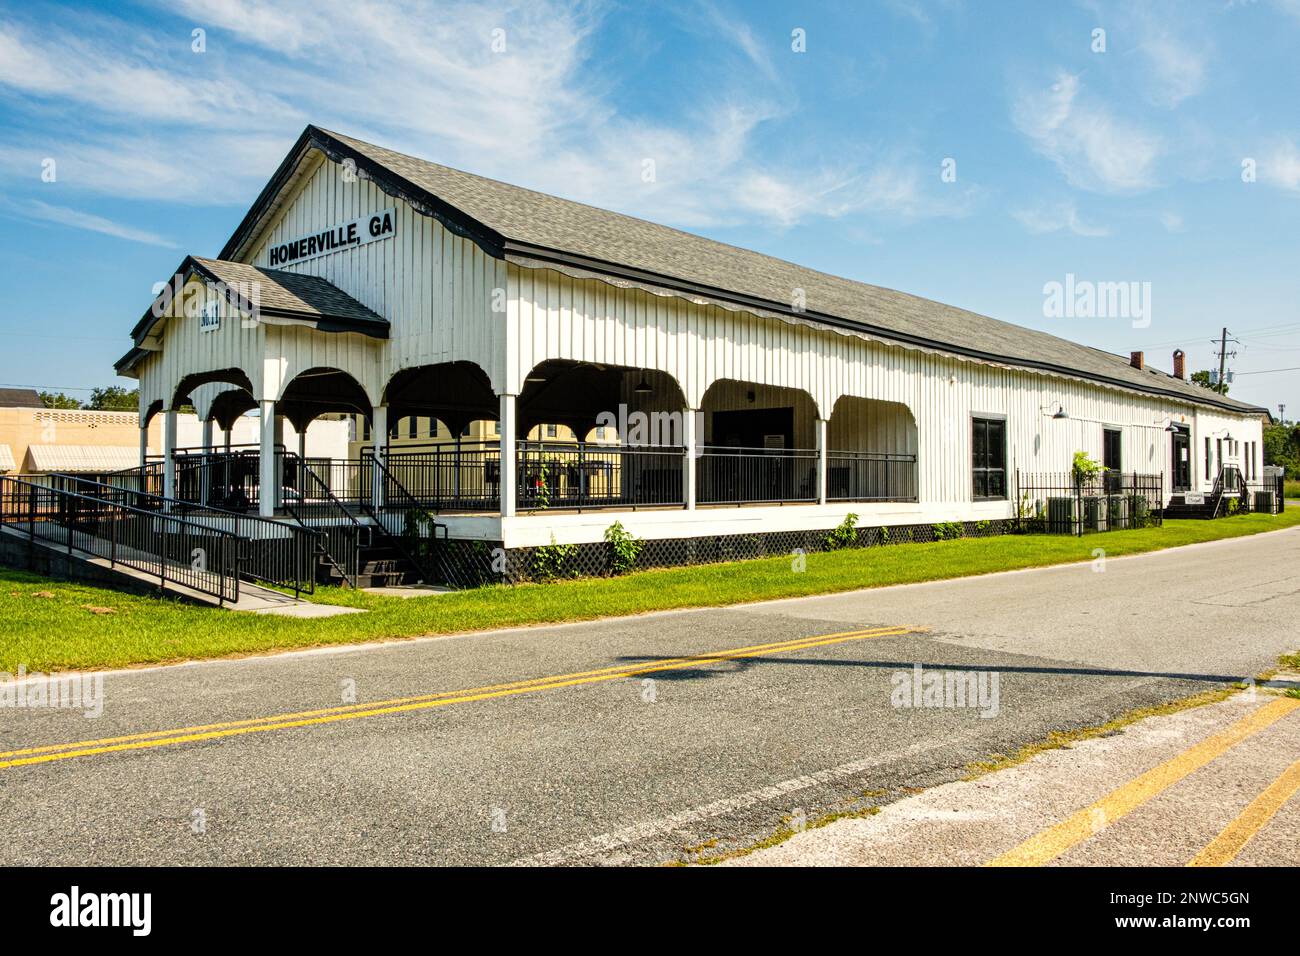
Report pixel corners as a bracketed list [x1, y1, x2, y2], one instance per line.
[266, 208, 397, 267]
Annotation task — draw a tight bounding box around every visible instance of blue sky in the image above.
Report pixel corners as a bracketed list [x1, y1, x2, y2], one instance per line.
[1, 0, 1298, 415]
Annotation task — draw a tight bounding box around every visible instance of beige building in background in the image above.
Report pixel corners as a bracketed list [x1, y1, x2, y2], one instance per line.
[0, 388, 350, 478]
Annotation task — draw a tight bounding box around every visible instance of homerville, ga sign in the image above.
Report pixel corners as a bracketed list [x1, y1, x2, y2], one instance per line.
[267, 208, 397, 267]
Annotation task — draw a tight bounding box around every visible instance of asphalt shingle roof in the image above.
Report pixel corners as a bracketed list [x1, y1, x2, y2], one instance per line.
[0, 388, 46, 409]
[300, 126, 1263, 415]
[190, 257, 387, 330]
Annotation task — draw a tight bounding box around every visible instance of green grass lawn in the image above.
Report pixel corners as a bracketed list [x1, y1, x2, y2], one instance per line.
[1285, 478, 1300, 501]
[4, 509, 1299, 673]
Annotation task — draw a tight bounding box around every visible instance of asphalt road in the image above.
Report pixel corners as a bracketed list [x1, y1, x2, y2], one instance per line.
[2, 527, 1298, 866]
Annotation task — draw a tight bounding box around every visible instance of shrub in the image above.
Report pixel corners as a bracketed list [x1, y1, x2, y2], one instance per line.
[532, 535, 578, 581]
[932, 521, 964, 541]
[604, 521, 644, 575]
[825, 513, 859, 550]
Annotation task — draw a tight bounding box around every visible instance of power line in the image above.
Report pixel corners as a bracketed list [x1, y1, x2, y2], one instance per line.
[1233, 366, 1300, 376]
[0, 383, 102, 392]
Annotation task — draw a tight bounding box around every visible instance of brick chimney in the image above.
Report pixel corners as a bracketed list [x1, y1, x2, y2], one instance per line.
[1130, 351, 1144, 370]
[1172, 349, 1186, 380]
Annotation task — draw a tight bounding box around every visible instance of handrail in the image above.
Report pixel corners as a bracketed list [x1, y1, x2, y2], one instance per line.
[361, 451, 445, 584]
[0, 475, 241, 605]
[279, 451, 364, 588]
[1209, 464, 1226, 518]
[42, 473, 316, 599]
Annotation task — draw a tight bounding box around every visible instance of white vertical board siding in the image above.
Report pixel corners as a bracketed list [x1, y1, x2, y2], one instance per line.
[507, 264, 1261, 512]
[246, 155, 507, 396]
[136, 277, 267, 410]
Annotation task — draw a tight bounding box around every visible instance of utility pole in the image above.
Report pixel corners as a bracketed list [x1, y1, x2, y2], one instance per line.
[1280, 403, 1287, 424]
[1211, 327, 1239, 394]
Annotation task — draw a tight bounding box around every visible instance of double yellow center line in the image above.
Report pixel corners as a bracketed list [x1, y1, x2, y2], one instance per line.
[0, 624, 921, 771]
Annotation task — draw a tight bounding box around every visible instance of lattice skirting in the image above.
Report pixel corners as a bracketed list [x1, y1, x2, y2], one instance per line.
[424, 518, 1018, 588]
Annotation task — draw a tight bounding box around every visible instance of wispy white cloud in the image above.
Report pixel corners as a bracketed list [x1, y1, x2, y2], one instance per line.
[1012, 201, 1110, 237]
[1137, 32, 1207, 108]
[1260, 139, 1300, 190]
[0, 0, 961, 233]
[2, 198, 178, 247]
[1159, 210, 1185, 233]
[1012, 72, 1162, 192]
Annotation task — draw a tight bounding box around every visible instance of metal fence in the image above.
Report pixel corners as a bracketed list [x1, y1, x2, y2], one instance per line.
[517, 441, 684, 510]
[382, 442, 500, 511]
[41, 474, 318, 598]
[697, 446, 819, 505]
[826, 450, 918, 502]
[1237, 479, 1284, 516]
[0, 475, 241, 604]
[1016, 470, 1164, 535]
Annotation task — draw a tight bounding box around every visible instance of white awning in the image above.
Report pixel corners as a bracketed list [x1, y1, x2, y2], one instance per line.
[23, 445, 139, 473]
[0, 444, 14, 472]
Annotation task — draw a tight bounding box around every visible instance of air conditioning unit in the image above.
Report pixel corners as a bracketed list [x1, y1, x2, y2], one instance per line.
[1046, 497, 1079, 534]
[1254, 491, 1276, 515]
[1106, 495, 1129, 527]
[1083, 495, 1108, 531]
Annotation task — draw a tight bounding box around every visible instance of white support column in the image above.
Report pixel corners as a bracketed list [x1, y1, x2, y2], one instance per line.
[273, 414, 286, 493]
[162, 408, 178, 502]
[370, 404, 389, 511]
[138, 422, 149, 470]
[816, 418, 829, 506]
[259, 400, 277, 517]
[683, 408, 698, 510]
[200, 418, 215, 507]
[499, 394, 517, 518]
[297, 423, 307, 463]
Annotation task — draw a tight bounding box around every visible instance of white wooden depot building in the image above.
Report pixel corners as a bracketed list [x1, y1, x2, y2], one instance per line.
[114, 125, 1271, 579]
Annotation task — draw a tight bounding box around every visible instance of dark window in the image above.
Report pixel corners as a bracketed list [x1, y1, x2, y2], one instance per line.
[407, 417, 418, 439]
[545, 424, 558, 438]
[972, 417, 1007, 499]
[1103, 428, 1122, 472]
[1205, 437, 1211, 481]
[362, 418, 371, 442]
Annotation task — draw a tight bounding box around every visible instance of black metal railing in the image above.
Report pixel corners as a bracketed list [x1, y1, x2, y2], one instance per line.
[382, 441, 500, 511]
[517, 441, 684, 510]
[0, 475, 241, 605]
[1016, 470, 1164, 535]
[696, 446, 819, 505]
[825, 450, 918, 502]
[277, 451, 365, 587]
[39, 474, 318, 598]
[365, 452, 448, 583]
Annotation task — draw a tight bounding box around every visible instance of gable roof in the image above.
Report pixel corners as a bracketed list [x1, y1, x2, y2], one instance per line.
[219, 125, 1263, 416]
[116, 255, 387, 374]
[0, 388, 46, 409]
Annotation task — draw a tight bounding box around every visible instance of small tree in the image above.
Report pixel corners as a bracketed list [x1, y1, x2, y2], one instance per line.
[39, 391, 82, 409]
[1071, 451, 1103, 488]
[88, 385, 139, 411]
